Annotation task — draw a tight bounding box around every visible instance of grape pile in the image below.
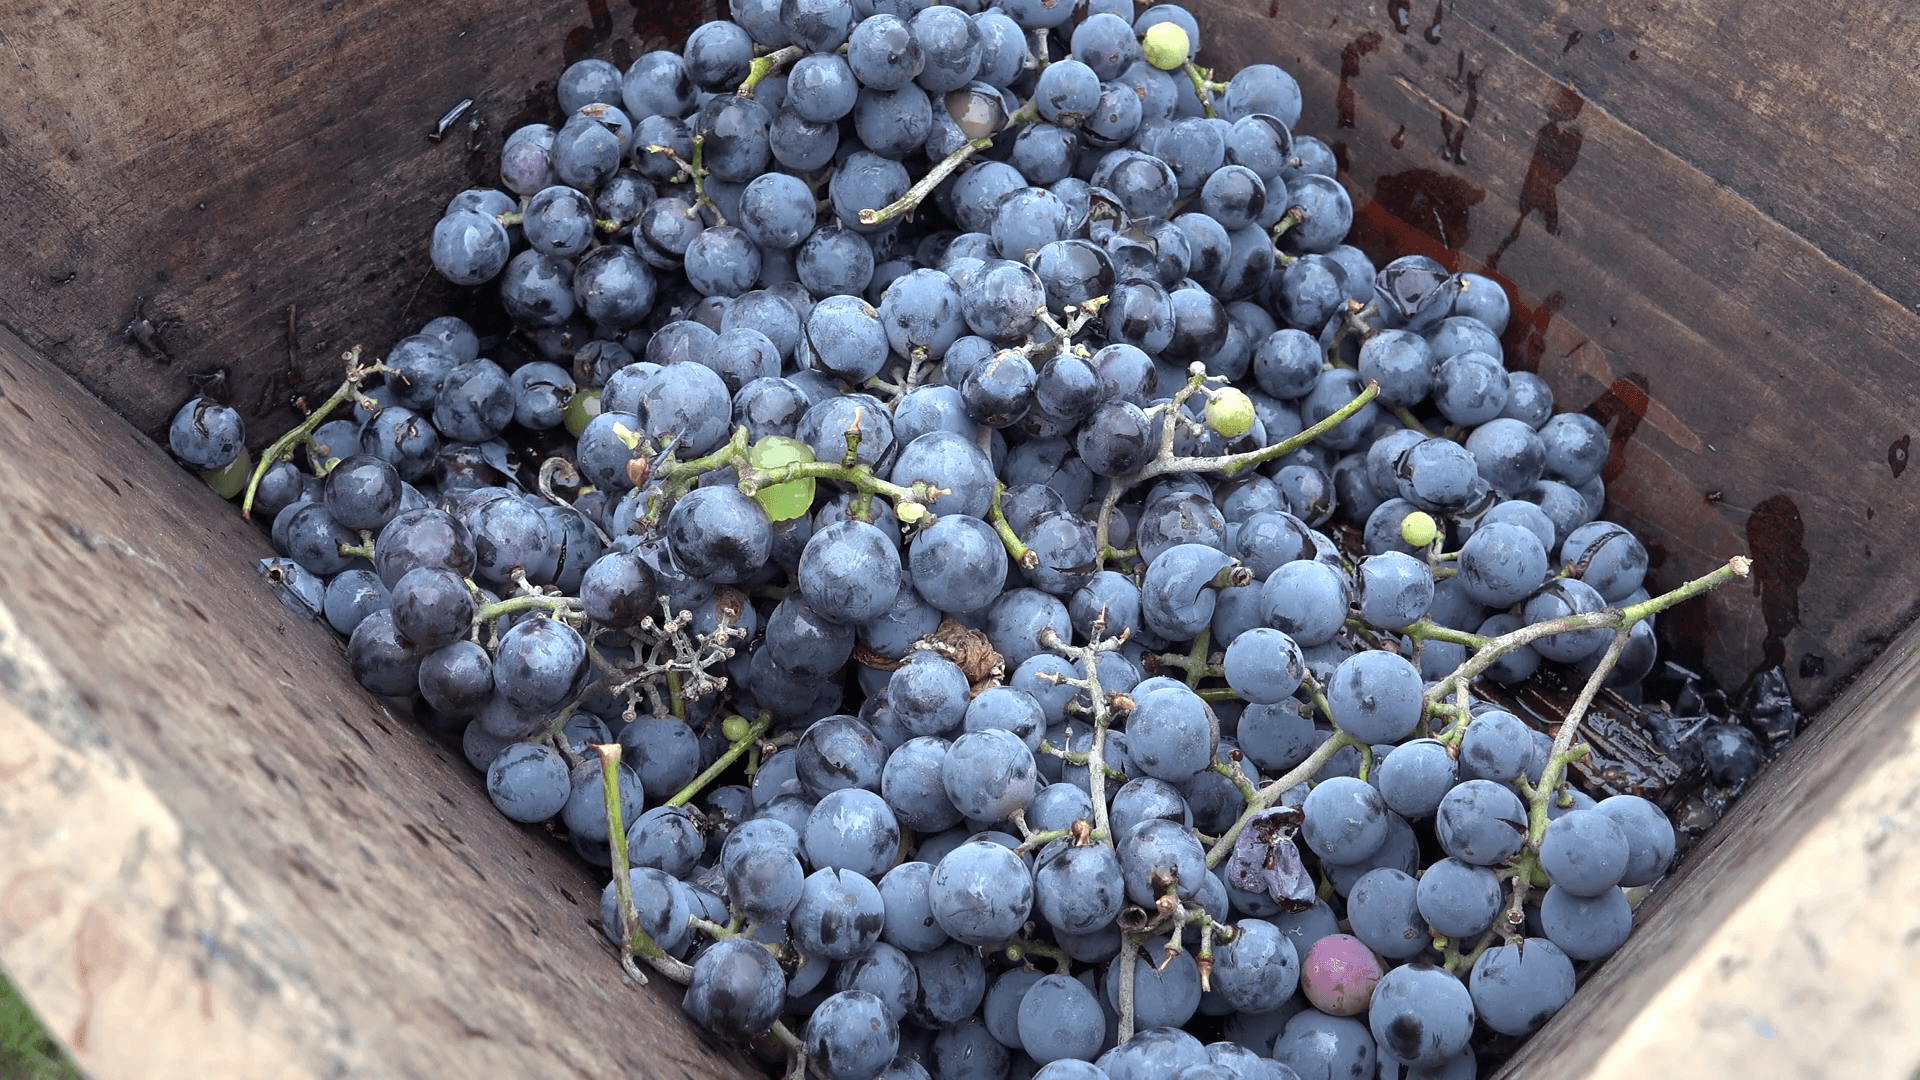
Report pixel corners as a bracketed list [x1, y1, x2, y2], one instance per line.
[174, 2, 1760, 1077]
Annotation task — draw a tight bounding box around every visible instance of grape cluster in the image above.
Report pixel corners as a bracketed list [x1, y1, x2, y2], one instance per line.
[205, 2, 1756, 1078]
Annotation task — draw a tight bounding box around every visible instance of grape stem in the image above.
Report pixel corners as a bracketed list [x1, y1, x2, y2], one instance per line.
[1037, 616, 1130, 855]
[239, 347, 390, 519]
[595, 743, 694, 986]
[1422, 556, 1752, 717]
[1181, 62, 1224, 118]
[1092, 373, 1382, 569]
[1002, 935, 1074, 974]
[858, 136, 994, 225]
[474, 593, 585, 622]
[647, 136, 727, 226]
[988, 483, 1040, 570]
[665, 712, 772, 807]
[737, 45, 803, 97]
[1115, 934, 1140, 1043]
[1203, 729, 1360, 869]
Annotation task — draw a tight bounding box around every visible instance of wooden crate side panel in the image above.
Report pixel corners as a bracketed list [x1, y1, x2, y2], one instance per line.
[0, 326, 757, 1079]
[1185, 0, 1920, 708]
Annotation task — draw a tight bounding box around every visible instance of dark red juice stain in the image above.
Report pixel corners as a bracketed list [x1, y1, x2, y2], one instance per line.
[1424, 0, 1446, 43]
[1506, 291, 1567, 374]
[1582, 372, 1651, 484]
[1441, 70, 1480, 163]
[1268, 0, 1280, 17]
[1338, 33, 1384, 128]
[1371, 168, 1485, 252]
[1891, 434, 1911, 477]
[1746, 495, 1809, 671]
[1390, 125, 1407, 149]
[1563, 29, 1584, 52]
[1487, 83, 1586, 271]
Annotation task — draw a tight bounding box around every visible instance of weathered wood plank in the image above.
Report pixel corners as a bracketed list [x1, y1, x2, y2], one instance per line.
[1188, 0, 1920, 709]
[1454, 0, 1920, 315]
[0, 324, 757, 1079]
[0, 0, 716, 442]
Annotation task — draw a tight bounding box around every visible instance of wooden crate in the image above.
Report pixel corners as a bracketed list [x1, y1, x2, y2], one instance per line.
[1, 0, 1917, 1075]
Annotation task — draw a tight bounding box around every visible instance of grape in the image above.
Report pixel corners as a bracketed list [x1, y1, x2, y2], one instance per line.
[1346, 867, 1431, 960]
[791, 867, 887, 960]
[684, 938, 787, 1040]
[1220, 627, 1303, 704]
[1211, 918, 1300, 1012]
[807, 990, 900, 1080]
[1457, 707, 1534, 782]
[941, 727, 1039, 822]
[1300, 776, 1389, 865]
[1434, 779, 1529, 866]
[1539, 884, 1634, 960]
[1260, 560, 1350, 646]
[1325, 650, 1423, 743]
[933, 838, 1040, 948]
[909, 939, 989, 1027]
[1368, 961, 1475, 1067]
[1415, 857, 1503, 939]
[485, 742, 570, 823]
[1274, 1010, 1376, 1080]
[1298, 933, 1382, 1016]
[1538, 808, 1631, 897]
[1596, 794, 1677, 886]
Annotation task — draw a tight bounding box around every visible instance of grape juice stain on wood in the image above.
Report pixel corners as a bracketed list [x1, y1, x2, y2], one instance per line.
[1487, 83, 1586, 272]
[1746, 495, 1809, 671]
[1582, 372, 1651, 484]
[1890, 434, 1911, 477]
[1337, 32, 1383, 128]
[564, 0, 615, 66]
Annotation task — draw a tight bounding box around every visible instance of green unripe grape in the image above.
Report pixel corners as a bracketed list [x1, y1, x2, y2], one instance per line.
[722, 714, 751, 741]
[1142, 22, 1191, 71]
[1205, 387, 1255, 438]
[1401, 511, 1441, 549]
[749, 435, 816, 522]
[202, 447, 253, 500]
[563, 389, 602, 438]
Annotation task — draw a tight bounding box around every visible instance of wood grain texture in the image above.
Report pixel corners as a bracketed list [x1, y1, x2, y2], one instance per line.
[1186, 0, 1920, 709]
[0, 0, 715, 442]
[0, 324, 758, 1079]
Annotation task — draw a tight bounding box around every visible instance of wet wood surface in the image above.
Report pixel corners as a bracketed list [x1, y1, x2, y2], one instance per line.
[0, 323, 758, 1078]
[1188, 0, 1920, 712]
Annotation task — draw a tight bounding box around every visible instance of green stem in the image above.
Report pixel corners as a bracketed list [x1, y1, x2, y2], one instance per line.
[595, 744, 690, 982]
[1391, 405, 1437, 437]
[1269, 205, 1305, 239]
[1184, 628, 1211, 689]
[666, 713, 772, 807]
[1182, 61, 1220, 118]
[1094, 380, 1383, 568]
[1401, 618, 1491, 650]
[240, 347, 387, 519]
[858, 136, 993, 225]
[737, 45, 803, 97]
[1424, 556, 1751, 714]
[476, 594, 585, 622]
[989, 483, 1039, 570]
[1204, 731, 1359, 868]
